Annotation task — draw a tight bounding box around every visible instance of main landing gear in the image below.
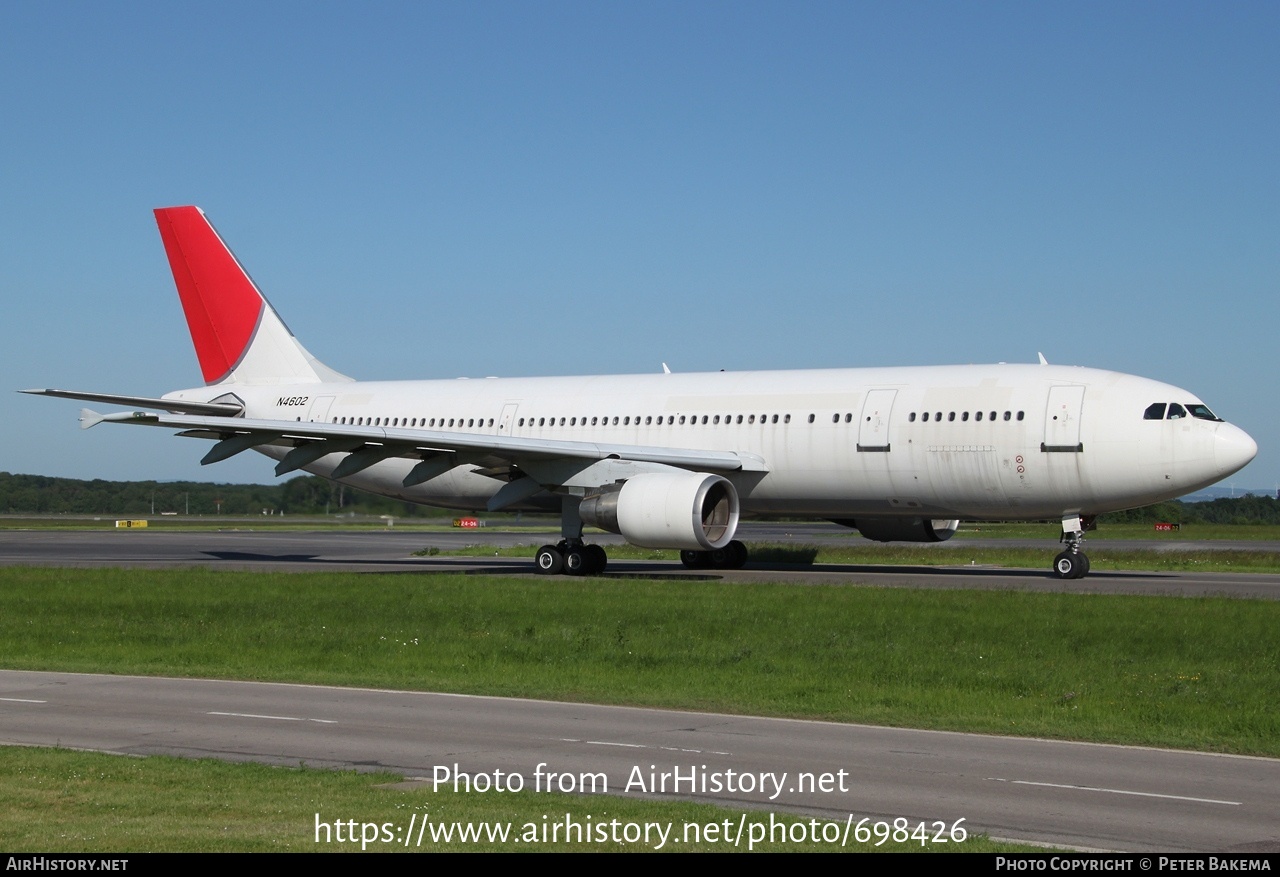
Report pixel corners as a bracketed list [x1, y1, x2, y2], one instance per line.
[533, 496, 610, 576]
[1053, 514, 1094, 579]
[679, 540, 749, 570]
[534, 541, 608, 576]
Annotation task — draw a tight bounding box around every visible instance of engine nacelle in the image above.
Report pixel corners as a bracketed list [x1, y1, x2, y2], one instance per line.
[831, 517, 960, 543]
[579, 472, 740, 551]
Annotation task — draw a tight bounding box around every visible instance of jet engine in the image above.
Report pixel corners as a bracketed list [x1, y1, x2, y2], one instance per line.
[831, 517, 960, 543]
[579, 472, 739, 551]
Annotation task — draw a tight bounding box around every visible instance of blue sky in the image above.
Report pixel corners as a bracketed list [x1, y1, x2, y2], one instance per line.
[3, 1, 1276, 489]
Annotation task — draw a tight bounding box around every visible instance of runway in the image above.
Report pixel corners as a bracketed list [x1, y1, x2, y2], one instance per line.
[1, 669, 1277, 852]
[2, 525, 1279, 599]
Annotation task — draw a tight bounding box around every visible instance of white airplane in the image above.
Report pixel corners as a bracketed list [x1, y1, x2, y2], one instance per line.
[26, 206, 1257, 579]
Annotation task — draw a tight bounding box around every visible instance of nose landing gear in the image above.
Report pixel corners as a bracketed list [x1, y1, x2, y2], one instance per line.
[1053, 514, 1094, 579]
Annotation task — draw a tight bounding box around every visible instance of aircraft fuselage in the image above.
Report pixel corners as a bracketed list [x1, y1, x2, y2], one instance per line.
[167, 362, 1255, 521]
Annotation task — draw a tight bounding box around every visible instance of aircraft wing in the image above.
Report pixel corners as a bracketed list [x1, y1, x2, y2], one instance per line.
[78, 408, 769, 505]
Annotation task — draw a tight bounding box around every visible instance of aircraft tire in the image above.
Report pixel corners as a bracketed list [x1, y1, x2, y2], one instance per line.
[584, 544, 608, 575]
[535, 545, 564, 575]
[563, 548, 589, 576]
[1053, 551, 1085, 579]
[680, 549, 711, 569]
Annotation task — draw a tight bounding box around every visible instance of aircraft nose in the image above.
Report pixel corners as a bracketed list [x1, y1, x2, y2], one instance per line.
[1214, 423, 1258, 477]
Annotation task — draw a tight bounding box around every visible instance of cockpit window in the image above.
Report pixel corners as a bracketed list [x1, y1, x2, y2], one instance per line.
[1167, 403, 1187, 420]
[1144, 403, 1166, 420]
[1186, 403, 1222, 422]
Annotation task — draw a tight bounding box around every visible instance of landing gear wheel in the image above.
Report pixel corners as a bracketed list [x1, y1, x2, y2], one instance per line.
[535, 545, 564, 575]
[1053, 551, 1086, 580]
[680, 549, 711, 569]
[705, 540, 749, 569]
[725, 540, 749, 569]
[563, 547, 588, 576]
[584, 544, 608, 575]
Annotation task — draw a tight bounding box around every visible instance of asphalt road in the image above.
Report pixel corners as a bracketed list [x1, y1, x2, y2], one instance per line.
[2, 669, 1277, 853]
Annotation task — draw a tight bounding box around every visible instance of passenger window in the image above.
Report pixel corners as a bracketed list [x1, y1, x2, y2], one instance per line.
[1144, 403, 1166, 420]
[962, 411, 969, 422]
[908, 412, 916, 422]
[922, 412, 929, 422]
[975, 411, 983, 422]
[948, 412, 955, 422]
[1003, 411, 1011, 421]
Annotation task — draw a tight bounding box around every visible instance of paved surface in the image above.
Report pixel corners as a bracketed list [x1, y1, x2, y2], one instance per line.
[2, 525, 1278, 599]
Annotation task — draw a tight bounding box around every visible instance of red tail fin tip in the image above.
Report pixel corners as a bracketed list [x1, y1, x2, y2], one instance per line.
[154, 206, 265, 384]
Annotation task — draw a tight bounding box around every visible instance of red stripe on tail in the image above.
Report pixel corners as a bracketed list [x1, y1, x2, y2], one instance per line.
[154, 206, 264, 385]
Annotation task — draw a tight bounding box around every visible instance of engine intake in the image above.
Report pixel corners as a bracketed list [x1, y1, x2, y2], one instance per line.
[580, 472, 739, 551]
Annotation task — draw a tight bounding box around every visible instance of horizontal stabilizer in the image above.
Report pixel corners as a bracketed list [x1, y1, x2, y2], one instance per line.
[23, 388, 242, 416]
[78, 409, 104, 429]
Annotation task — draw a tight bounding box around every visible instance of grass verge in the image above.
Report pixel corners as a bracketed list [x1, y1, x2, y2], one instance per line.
[2, 567, 1277, 756]
[1, 747, 1033, 852]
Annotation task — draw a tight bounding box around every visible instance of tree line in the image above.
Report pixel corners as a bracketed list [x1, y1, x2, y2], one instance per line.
[0, 472, 450, 518]
[2, 471, 1277, 524]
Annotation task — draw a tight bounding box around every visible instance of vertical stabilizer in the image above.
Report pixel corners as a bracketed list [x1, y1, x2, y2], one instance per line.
[154, 206, 351, 386]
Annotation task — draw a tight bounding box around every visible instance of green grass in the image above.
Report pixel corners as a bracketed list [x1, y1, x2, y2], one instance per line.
[2, 567, 1277, 756]
[2, 748, 1028, 852]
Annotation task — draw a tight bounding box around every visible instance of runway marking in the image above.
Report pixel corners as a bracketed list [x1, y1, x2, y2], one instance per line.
[585, 740, 645, 748]
[0, 697, 47, 703]
[207, 711, 336, 724]
[559, 737, 730, 755]
[990, 778, 1240, 806]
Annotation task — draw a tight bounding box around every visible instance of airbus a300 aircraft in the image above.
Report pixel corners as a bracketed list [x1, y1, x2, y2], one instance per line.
[27, 207, 1257, 578]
